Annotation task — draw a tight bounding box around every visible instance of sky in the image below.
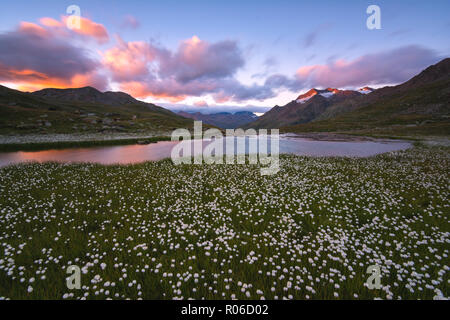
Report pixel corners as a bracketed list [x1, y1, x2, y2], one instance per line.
[0, 0, 449, 114]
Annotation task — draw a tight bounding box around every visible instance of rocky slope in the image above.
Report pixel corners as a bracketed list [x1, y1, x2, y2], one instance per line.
[247, 88, 363, 129]
[245, 58, 450, 136]
[284, 58, 450, 136]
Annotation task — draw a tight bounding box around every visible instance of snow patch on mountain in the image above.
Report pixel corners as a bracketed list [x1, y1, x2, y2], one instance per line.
[358, 87, 374, 94]
[319, 92, 335, 98]
[296, 95, 315, 104]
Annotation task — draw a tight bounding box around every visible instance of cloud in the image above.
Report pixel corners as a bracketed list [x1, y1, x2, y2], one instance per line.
[212, 79, 276, 102]
[102, 36, 156, 82]
[118, 81, 188, 102]
[158, 36, 245, 83]
[18, 22, 48, 37]
[104, 35, 272, 103]
[263, 56, 278, 68]
[117, 77, 219, 102]
[302, 23, 331, 48]
[241, 45, 442, 98]
[39, 17, 63, 28]
[13, 16, 109, 44]
[251, 56, 278, 79]
[293, 45, 441, 88]
[1, 14, 442, 106]
[0, 22, 107, 91]
[61, 16, 109, 44]
[122, 15, 140, 29]
[193, 100, 208, 107]
[106, 39, 440, 103]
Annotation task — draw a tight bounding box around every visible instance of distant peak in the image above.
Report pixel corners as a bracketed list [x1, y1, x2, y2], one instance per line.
[326, 88, 340, 94]
[31, 86, 140, 106]
[33, 86, 102, 94]
[296, 89, 318, 103]
[296, 88, 341, 103]
[305, 88, 319, 95]
[358, 87, 374, 94]
[80, 86, 97, 90]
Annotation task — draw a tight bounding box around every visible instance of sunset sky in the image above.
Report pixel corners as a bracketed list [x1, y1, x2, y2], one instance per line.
[1, 0, 449, 113]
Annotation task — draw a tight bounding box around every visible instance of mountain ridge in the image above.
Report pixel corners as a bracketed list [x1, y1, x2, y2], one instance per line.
[245, 58, 450, 135]
[283, 58, 450, 136]
[0, 85, 196, 135]
[32, 86, 142, 106]
[177, 110, 257, 128]
[246, 87, 364, 129]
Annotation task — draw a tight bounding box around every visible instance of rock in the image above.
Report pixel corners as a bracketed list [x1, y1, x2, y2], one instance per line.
[16, 123, 37, 129]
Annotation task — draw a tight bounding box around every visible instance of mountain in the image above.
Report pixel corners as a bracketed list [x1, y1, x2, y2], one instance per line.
[32, 87, 139, 106]
[0, 85, 196, 135]
[282, 58, 450, 136]
[177, 110, 258, 128]
[246, 88, 362, 129]
[358, 87, 374, 94]
[295, 88, 341, 103]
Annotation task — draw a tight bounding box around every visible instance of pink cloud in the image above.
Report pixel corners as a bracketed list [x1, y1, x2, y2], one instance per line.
[61, 16, 109, 44]
[18, 22, 48, 37]
[0, 63, 107, 92]
[102, 35, 254, 102]
[212, 92, 232, 103]
[39, 17, 63, 28]
[17, 16, 109, 44]
[102, 36, 156, 82]
[4, 15, 440, 105]
[193, 100, 209, 107]
[158, 36, 244, 83]
[294, 46, 439, 88]
[0, 20, 108, 92]
[119, 81, 186, 102]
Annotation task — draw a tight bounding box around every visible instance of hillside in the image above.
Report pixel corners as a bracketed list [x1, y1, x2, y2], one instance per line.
[246, 58, 450, 136]
[0, 86, 195, 135]
[32, 87, 139, 105]
[177, 111, 258, 128]
[247, 88, 364, 129]
[284, 58, 450, 136]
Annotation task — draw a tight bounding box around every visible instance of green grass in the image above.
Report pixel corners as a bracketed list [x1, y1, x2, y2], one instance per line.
[0, 146, 448, 300]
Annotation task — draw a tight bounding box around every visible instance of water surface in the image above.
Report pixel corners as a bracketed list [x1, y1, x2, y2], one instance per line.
[0, 137, 411, 167]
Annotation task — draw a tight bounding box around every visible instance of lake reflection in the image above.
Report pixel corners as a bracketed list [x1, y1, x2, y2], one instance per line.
[0, 137, 411, 167]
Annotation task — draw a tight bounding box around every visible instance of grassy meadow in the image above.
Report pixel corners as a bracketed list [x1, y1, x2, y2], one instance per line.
[0, 145, 448, 300]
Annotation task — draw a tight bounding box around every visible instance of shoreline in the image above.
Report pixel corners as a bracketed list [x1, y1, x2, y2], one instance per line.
[0, 131, 445, 153]
[0, 135, 172, 152]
